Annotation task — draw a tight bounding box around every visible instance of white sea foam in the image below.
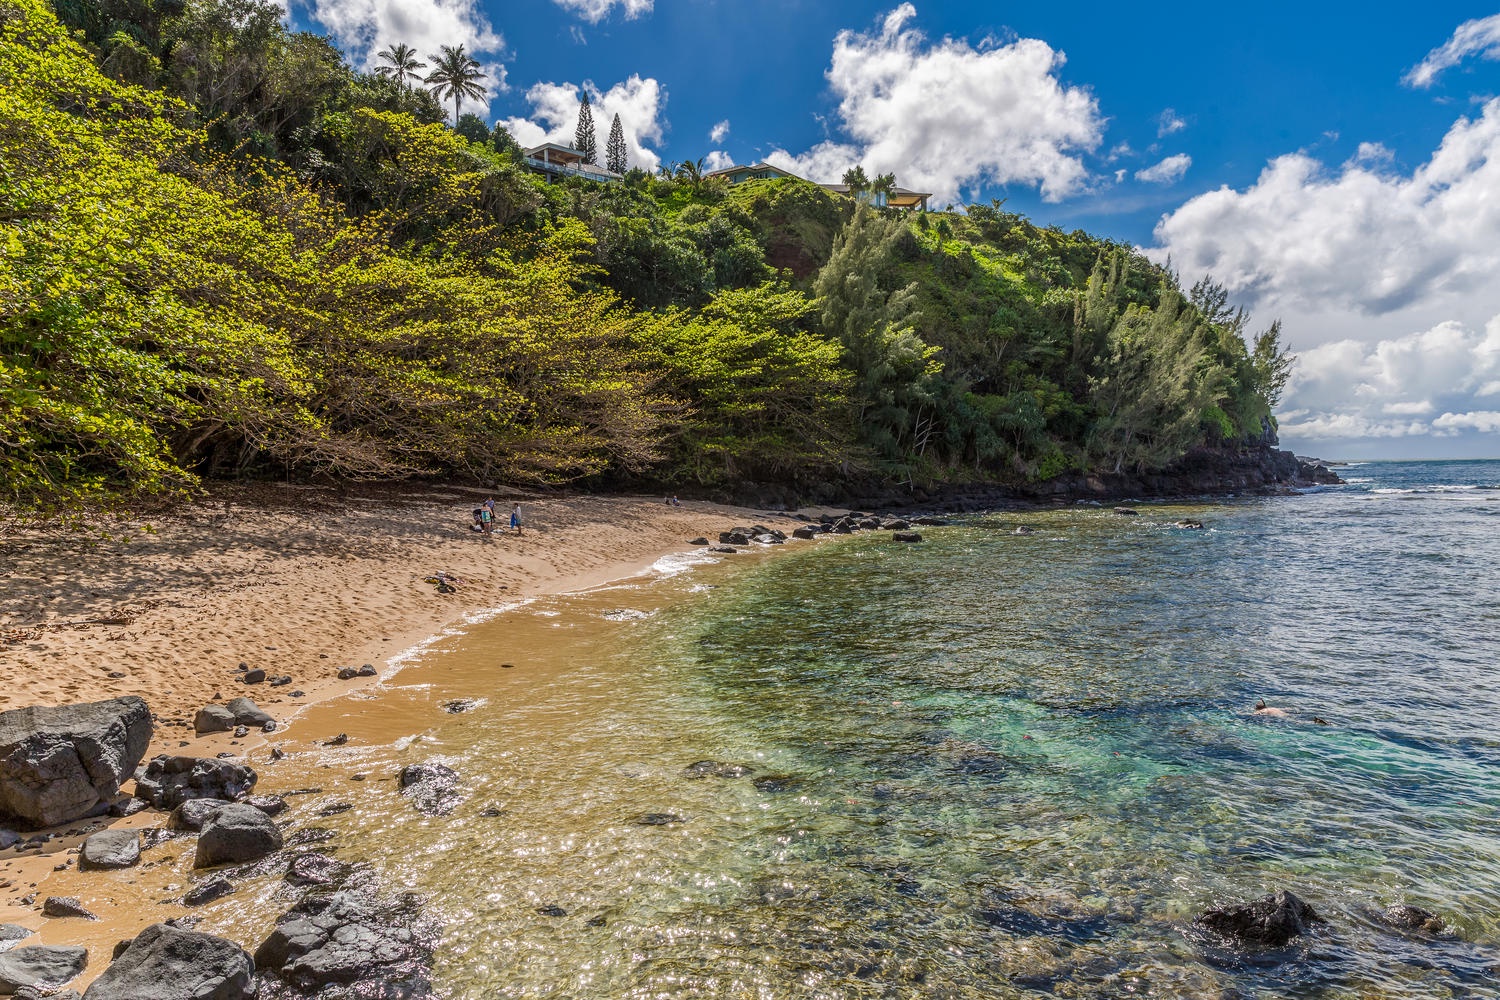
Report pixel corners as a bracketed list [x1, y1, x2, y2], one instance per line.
[649, 549, 720, 579]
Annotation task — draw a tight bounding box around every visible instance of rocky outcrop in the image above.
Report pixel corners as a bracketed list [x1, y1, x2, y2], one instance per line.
[133, 756, 257, 809]
[78, 829, 140, 871]
[83, 923, 253, 1000]
[0, 944, 87, 993]
[195, 803, 284, 868]
[0, 697, 153, 829]
[1022, 446, 1342, 502]
[1195, 889, 1324, 948]
[254, 889, 438, 999]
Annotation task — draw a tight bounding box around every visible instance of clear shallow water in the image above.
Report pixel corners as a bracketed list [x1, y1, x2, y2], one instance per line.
[248, 461, 1500, 998]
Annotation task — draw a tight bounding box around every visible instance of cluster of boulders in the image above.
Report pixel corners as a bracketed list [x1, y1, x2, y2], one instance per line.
[0, 697, 443, 998]
[693, 511, 949, 553]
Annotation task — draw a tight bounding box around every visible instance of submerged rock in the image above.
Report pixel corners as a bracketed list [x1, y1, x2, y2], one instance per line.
[0, 944, 88, 993]
[398, 762, 462, 817]
[254, 889, 439, 998]
[1195, 889, 1323, 948]
[0, 697, 153, 829]
[84, 923, 253, 1000]
[183, 877, 236, 907]
[133, 756, 257, 810]
[634, 813, 686, 826]
[1381, 903, 1446, 934]
[78, 829, 140, 871]
[683, 761, 754, 779]
[891, 531, 923, 543]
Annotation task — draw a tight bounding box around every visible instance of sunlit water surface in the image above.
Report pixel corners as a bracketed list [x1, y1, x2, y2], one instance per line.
[223, 460, 1500, 999]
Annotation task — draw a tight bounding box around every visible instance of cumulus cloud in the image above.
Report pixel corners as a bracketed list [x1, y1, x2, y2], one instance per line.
[765, 4, 1103, 205]
[709, 119, 730, 143]
[551, 0, 652, 23]
[1151, 99, 1500, 319]
[1156, 108, 1186, 137]
[1278, 315, 1500, 441]
[1404, 14, 1500, 88]
[703, 150, 734, 172]
[502, 76, 666, 171]
[296, 0, 505, 112]
[1135, 153, 1191, 185]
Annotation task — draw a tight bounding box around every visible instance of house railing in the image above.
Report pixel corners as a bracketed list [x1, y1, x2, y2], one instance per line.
[524, 156, 619, 183]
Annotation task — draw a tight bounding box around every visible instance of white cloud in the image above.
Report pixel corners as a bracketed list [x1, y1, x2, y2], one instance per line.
[703, 150, 734, 172]
[1404, 14, 1500, 88]
[1151, 99, 1500, 320]
[1156, 108, 1186, 137]
[709, 119, 730, 143]
[1278, 315, 1500, 441]
[551, 0, 652, 23]
[502, 76, 666, 171]
[1135, 153, 1191, 185]
[296, 0, 506, 114]
[765, 4, 1103, 205]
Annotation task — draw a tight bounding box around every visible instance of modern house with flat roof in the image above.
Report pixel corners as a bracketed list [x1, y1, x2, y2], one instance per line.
[706, 161, 931, 211]
[523, 143, 620, 184]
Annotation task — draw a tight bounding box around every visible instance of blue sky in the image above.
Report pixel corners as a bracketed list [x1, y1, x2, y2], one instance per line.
[288, 0, 1500, 459]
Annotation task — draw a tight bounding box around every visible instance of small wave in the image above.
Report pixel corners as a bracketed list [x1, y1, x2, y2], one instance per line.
[602, 608, 656, 622]
[650, 550, 720, 580]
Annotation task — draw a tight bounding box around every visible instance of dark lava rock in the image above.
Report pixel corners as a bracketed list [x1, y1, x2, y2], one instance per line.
[254, 889, 438, 999]
[0, 696, 153, 829]
[535, 906, 566, 918]
[284, 828, 337, 848]
[718, 531, 752, 546]
[194, 705, 236, 735]
[15, 987, 83, 1000]
[688, 537, 709, 546]
[246, 794, 288, 817]
[242, 669, 267, 685]
[683, 761, 754, 779]
[1382, 903, 1446, 934]
[140, 828, 177, 851]
[1113, 507, 1139, 516]
[168, 797, 232, 832]
[791, 526, 818, 540]
[0, 923, 31, 948]
[1176, 520, 1206, 530]
[441, 700, 478, 715]
[634, 813, 686, 826]
[398, 762, 462, 817]
[284, 852, 355, 889]
[78, 829, 140, 871]
[1195, 890, 1324, 948]
[195, 803, 284, 868]
[42, 897, 97, 920]
[858, 517, 882, 530]
[84, 923, 253, 1000]
[882, 519, 911, 531]
[752, 776, 802, 794]
[336, 667, 358, 681]
[324, 734, 349, 747]
[0, 828, 20, 849]
[107, 797, 147, 819]
[183, 877, 236, 907]
[134, 756, 257, 809]
[316, 802, 353, 817]
[0, 944, 88, 993]
[232, 726, 249, 739]
[709, 546, 737, 554]
[975, 899, 1112, 943]
[1013, 526, 1036, 535]
[891, 531, 923, 543]
[585, 916, 606, 928]
[225, 698, 273, 728]
[357, 665, 377, 678]
[912, 516, 950, 526]
[269, 675, 293, 687]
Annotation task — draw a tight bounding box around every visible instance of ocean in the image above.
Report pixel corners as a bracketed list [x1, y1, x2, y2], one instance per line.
[255, 459, 1500, 999]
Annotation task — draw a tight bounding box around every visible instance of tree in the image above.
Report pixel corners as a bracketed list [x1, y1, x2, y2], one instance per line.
[491, 122, 522, 158]
[872, 171, 896, 204]
[374, 42, 425, 89]
[605, 112, 627, 174]
[841, 165, 869, 197]
[455, 112, 489, 144]
[574, 90, 597, 163]
[424, 44, 486, 123]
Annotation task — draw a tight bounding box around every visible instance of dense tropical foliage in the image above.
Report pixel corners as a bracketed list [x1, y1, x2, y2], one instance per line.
[1, 0, 1292, 510]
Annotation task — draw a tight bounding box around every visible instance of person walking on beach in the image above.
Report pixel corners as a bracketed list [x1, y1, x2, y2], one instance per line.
[478, 499, 495, 535]
[510, 502, 522, 535]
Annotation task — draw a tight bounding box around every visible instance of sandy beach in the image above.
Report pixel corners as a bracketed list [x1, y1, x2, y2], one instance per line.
[1, 483, 786, 727]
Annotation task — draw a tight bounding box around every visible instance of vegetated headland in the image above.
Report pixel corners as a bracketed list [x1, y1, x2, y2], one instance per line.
[2, 0, 1337, 523]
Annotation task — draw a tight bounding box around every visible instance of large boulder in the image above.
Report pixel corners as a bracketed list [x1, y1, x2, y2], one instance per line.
[224, 699, 273, 728]
[195, 803, 283, 868]
[133, 756, 257, 809]
[78, 829, 140, 871]
[1195, 890, 1324, 948]
[254, 889, 438, 998]
[0, 944, 88, 993]
[168, 797, 233, 832]
[193, 706, 236, 736]
[0, 697, 153, 829]
[82, 923, 253, 1000]
[397, 763, 461, 817]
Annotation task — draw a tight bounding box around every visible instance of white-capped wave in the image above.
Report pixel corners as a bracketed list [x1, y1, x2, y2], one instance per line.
[649, 549, 719, 579]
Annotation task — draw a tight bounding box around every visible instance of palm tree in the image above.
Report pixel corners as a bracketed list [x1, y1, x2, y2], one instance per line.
[374, 43, 426, 89]
[841, 165, 870, 197]
[675, 157, 705, 190]
[872, 172, 896, 207]
[425, 45, 488, 123]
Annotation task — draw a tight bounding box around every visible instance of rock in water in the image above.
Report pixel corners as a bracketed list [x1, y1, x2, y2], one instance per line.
[1382, 903, 1446, 934]
[168, 797, 232, 832]
[183, 877, 236, 907]
[195, 803, 284, 867]
[78, 829, 140, 871]
[83, 923, 253, 1000]
[224, 698, 273, 728]
[133, 756, 257, 809]
[892, 531, 923, 543]
[42, 897, 98, 920]
[0, 944, 88, 993]
[193, 705, 236, 735]
[398, 762, 462, 817]
[254, 889, 438, 997]
[0, 697, 153, 829]
[1195, 890, 1323, 948]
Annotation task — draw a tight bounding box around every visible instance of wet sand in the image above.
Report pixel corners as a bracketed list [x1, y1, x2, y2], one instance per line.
[0, 483, 806, 987]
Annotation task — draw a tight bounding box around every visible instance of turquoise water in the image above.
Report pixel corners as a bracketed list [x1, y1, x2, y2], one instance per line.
[282, 460, 1500, 998]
